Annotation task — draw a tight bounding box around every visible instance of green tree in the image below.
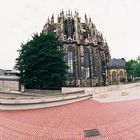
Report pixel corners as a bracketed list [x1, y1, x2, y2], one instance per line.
[133, 61, 140, 77]
[15, 32, 68, 89]
[125, 59, 136, 76]
[125, 59, 140, 81]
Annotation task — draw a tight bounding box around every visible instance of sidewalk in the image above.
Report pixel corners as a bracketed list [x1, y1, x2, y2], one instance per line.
[94, 86, 140, 102]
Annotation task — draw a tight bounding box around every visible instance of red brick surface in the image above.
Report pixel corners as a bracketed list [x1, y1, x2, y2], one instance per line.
[0, 99, 140, 139]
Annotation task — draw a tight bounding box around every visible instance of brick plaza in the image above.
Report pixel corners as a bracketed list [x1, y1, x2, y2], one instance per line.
[0, 98, 140, 139]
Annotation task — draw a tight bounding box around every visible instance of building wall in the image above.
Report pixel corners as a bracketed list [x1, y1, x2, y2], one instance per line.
[107, 68, 127, 85]
[0, 80, 19, 91]
[63, 43, 107, 87]
[0, 69, 5, 75]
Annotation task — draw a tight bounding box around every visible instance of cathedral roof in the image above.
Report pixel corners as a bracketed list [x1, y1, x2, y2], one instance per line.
[107, 58, 126, 68]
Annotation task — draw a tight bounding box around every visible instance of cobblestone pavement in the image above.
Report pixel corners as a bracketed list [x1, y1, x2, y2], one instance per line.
[0, 99, 140, 139]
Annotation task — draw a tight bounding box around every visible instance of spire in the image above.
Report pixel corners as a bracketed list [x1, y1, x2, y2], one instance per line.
[71, 11, 72, 17]
[68, 9, 70, 16]
[89, 17, 92, 23]
[51, 14, 54, 23]
[76, 10, 79, 16]
[60, 9, 64, 20]
[74, 10, 78, 16]
[75, 9, 77, 15]
[85, 14, 88, 24]
[62, 9, 64, 14]
[47, 17, 50, 24]
[66, 9, 71, 17]
[57, 15, 60, 23]
[100, 32, 103, 40]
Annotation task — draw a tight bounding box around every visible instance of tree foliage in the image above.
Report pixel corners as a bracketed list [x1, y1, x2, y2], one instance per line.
[125, 58, 140, 79]
[15, 32, 68, 89]
[133, 62, 140, 77]
[125, 59, 136, 76]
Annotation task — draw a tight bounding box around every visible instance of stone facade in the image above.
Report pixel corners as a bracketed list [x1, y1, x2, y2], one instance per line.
[0, 79, 19, 91]
[106, 58, 127, 85]
[43, 10, 111, 87]
[107, 68, 127, 85]
[0, 69, 19, 91]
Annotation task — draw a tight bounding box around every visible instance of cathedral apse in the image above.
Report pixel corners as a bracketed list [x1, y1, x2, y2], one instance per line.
[42, 10, 111, 87]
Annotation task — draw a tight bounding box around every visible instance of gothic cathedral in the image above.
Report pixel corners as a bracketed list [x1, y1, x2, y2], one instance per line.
[42, 10, 111, 87]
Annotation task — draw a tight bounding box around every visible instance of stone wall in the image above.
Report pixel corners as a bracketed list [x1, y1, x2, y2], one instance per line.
[0, 80, 19, 91]
[62, 82, 140, 94]
[25, 89, 61, 95]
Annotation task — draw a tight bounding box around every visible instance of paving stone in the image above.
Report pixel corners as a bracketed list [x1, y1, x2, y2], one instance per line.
[0, 99, 140, 139]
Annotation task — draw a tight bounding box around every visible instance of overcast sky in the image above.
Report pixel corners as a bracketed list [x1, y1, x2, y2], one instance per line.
[0, 0, 140, 69]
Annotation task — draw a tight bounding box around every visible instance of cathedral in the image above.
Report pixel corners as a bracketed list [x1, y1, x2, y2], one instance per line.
[42, 10, 111, 87]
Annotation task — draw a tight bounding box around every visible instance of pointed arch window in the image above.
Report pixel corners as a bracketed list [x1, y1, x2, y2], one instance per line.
[67, 47, 74, 74]
[84, 48, 90, 78]
[120, 71, 123, 78]
[112, 71, 117, 82]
